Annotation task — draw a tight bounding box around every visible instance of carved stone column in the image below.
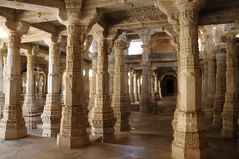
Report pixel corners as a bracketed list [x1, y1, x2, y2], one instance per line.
[222, 34, 239, 138]
[138, 75, 141, 100]
[0, 43, 6, 119]
[22, 46, 41, 129]
[139, 31, 152, 112]
[88, 46, 97, 133]
[154, 72, 159, 93]
[212, 45, 226, 127]
[133, 71, 139, 102]
[57, 23, 89, 148]
[91, 26, 116, 141]
[112, 34, 130, 132]
[0, 21, 29, 139]
[202, 55, 208, 111]
[129, 70, 135, 103]
[172, 1, 210, 158]
[108, 52, 115, 100]
[204, 47, 216, 121]
[41, 40, 61, 137]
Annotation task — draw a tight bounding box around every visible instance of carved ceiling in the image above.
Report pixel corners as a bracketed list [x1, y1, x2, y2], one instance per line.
[0, 0, 238, 57]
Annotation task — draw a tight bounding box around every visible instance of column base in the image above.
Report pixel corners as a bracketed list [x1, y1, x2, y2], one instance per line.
[172, 141, 210, 159]
[212, 116, 222, 128]
[222, 101, 238, 138]
[114, 112, 131, 132]
[204, 108, 213, 121]
[91, 105, 116, 142]
[41, 93, 62, 137]
[57, 133, 89, 148]
[0, 118, 27, 140]
[23, 96, 43, 130]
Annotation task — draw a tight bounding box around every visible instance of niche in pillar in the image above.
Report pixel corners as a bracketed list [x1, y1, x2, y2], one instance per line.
[160, 74, 177, 97]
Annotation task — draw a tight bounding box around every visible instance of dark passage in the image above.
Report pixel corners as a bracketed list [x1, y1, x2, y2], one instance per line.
[161, 75, 177, 97]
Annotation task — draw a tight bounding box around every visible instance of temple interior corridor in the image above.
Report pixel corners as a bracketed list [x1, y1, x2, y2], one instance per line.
[0, 0, 239, 159]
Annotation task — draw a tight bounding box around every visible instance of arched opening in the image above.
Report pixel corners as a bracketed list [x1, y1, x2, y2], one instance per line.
[160, 75, 177, 97]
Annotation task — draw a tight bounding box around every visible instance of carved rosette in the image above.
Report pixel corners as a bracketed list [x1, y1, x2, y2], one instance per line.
[222, 34, 239, 138]
[172, 1, 210, 159]
[112, 36, 131, 132]
[57, 24, 89, 148]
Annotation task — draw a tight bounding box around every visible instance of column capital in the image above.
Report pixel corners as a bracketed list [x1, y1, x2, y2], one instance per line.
[114, 32, 129, 50]
[137, 29, 153, 46]
[1, 20, 29, 36]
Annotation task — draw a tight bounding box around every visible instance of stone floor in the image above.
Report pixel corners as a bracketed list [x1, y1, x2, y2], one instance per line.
[0, 97, 238, 159]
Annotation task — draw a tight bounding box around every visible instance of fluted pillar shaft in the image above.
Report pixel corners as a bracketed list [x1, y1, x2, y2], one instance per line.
[41, 41, 61, 137]
[212, 46, 226, 127]
[172, 1, 210, 159]
[112, 36, 130, 132]
[0, 31, 28, 139]
[222, 34, 239, 138]
[57, 24, 89, 148]
[23, 46, 42, 129]
[91, 34, 116, 141]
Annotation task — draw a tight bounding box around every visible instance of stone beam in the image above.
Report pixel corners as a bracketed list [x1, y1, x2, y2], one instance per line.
[21, 34, 49, 43]
[18, 11, 57, 23]
[199, 7, 239, 25]
[0, 0, 64, 13]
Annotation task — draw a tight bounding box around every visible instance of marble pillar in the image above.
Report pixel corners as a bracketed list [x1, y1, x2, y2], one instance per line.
[108, 51, 115, 100]
[139, 31, 151, 112]
[222, 34, 239, 138]
[154, 73, 159, 93]
[91, 30, 116, 141]
[0, 22, 29, 139]
[212, 45, 226, 127]
[202, 56, 208, 110]
[112, 35, 130, 132]
[41, 40, 62, 137]
[88, 50, 97, 133]
[57, 23, 89, 148]
[129, 70, 135, 103]
[22, 46, 42, 129]
[204, 49, 216, 121]
[0, 43, 6, 119]
[172, 1, 210, 158]
[133, 72, 139, 102]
